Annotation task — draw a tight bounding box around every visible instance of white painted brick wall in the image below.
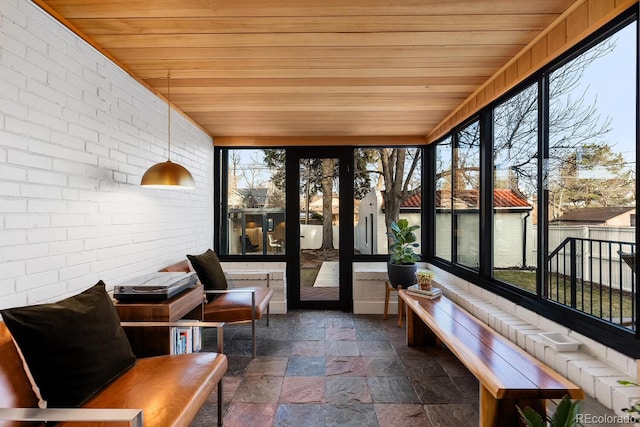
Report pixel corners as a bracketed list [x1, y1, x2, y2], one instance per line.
[0, 0, 214, 307]
[220, 261, 287, 314]
[352, 262, 430, 314]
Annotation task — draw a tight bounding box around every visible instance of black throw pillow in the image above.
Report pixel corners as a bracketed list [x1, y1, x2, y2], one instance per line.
[187, 249, 228, 302]
[1, 281, 136, 407]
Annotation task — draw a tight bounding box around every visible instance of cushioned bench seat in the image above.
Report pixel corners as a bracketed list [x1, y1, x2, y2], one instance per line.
[203, 287, 273, 323]
[0, 322, 227, 427]
[61, 352, 226, 427]
[160, 259, 274, 358]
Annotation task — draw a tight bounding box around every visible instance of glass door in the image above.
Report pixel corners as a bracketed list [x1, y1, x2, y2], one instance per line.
[287, 149, 353, 310]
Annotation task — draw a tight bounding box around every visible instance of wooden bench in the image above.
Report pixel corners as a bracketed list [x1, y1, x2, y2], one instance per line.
[161, 260, 274, 358]
[399, 289, 584, 427]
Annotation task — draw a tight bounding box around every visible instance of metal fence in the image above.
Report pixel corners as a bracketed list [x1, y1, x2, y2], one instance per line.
[547, 237, 636, 330]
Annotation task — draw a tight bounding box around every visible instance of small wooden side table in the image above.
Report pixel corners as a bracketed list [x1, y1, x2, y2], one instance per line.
[114, 285, 204, 357]
[383, 281, 405, 327]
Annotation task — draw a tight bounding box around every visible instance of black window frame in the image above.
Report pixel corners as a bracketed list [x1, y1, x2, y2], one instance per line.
[426, 6, 640, 357]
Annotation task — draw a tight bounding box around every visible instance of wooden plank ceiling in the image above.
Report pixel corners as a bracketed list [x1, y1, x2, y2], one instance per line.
[36, 0, 578, 138]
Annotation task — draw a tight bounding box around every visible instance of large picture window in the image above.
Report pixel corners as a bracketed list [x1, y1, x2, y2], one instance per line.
[492, 83, 538, 292]
[429, 12, 638, 355]
[223, 149, 286, 256]
[353, 148, 422, 256]
[454, 121, 480, 270]
[546, 21, 637, 325]
[435, 137, 453, 261]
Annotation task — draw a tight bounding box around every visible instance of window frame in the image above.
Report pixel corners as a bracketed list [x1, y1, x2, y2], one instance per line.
[426, 7, 640, 357]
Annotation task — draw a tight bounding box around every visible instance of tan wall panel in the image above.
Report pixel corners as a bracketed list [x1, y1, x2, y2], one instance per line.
[566, 2, 590, 40]
[530, 39, 549, 69]
[590, 0, 617, 26]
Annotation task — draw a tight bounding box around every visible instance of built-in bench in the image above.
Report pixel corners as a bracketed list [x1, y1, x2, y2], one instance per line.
[400, 289, 584, 427]
[427, 268, 640, 416]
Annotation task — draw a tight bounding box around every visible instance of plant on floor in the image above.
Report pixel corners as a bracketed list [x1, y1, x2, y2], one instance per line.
[386, 219, 420, 288]
[618, 380, 640, 421]
[517, 395, 581, 427]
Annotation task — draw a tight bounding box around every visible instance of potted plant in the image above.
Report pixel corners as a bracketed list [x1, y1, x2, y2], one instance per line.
[416, 270, 434, 290]
[387, 218, 420, 288]
[517, 395, 580, 427]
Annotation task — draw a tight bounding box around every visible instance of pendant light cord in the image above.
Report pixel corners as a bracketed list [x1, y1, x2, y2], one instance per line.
[167, 71, 172, 161]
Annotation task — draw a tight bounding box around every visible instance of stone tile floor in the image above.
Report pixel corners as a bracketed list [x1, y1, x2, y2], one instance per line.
[190, 310, 633, 426]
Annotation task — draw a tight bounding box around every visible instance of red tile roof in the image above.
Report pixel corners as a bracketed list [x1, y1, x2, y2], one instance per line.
[382, 189, 532, 209]
[402, 192, 422, 208]
[493, 189, 531, 208]
[434, 188, 531, 209]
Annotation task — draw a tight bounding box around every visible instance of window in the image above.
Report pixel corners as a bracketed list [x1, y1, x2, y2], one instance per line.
[435, 137, 452, 261]
[223, 149, 286, 256]
[546, 22, 636, 323]
[353, 148, 422, 256]
[453, 121, 480, 269]
[428, 11, 638, 356]
[492, 83, 538, 292]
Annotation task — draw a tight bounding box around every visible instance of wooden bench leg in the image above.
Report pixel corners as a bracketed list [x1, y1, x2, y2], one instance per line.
[251, 292, 257, 359]
[383, 281, 391, 320]
[405, 305, 437, 347]
[266, 275, 270, 327]
[397, 285, 404, 327]
[480, 385, 544, 427]
[217, 378, 224, 426]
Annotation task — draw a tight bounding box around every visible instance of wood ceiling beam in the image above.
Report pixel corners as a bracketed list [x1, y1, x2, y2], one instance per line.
[213, 136, 428, 147]
[73, 15, 556, 35]
[42, 0, 573, 18]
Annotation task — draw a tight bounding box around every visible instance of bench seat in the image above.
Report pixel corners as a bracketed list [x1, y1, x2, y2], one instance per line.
[160, 260, 274, 358]
[203, 287, 273, 323]
[62, 353, 225, 427]
[0, 322, 227, 427]
[399, 289, 584, 427]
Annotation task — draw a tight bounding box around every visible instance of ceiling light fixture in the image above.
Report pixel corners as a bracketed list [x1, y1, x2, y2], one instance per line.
[141, 72, 195, 189]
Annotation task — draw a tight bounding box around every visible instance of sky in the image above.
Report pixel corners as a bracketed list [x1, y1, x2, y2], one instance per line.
[577, 21, 637, 170]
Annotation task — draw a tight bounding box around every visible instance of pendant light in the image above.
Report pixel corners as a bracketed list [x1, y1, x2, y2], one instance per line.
[141, 72, 195, 189]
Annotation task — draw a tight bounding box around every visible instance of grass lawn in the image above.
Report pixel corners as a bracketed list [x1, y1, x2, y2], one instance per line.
[494, 269, 634, 327]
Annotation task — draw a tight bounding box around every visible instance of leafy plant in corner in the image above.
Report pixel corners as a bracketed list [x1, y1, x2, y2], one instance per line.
[517, 395, 581, 427]
[617, 380, 640, 422]
[387, 219, 420, 265]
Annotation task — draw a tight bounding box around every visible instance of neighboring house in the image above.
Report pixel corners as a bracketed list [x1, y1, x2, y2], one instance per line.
[355, 188, 533, 268]
[228, 187, 286, 254]
[550, 207, 636, 226]
[307, 193, 360, 225]
[436, 188, 534, 268]
[229, 188, 270, 209]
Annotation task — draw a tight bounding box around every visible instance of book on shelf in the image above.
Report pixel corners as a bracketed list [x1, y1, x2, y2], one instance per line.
[407, 284, 442, 299]
[170, 320, 202, 354]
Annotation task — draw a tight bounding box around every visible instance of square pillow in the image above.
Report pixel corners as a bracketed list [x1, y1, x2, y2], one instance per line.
[187, 249, 228, 302]
[0, 281, 136, 407]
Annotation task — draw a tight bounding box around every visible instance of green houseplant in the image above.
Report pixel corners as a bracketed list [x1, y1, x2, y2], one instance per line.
[386, 218, 420, 288]
[517, 395, 580, 427]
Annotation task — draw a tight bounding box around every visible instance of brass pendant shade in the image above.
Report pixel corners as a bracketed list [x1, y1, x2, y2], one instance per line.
[141, 72, 195, 189]
[140, 160, 195, 188]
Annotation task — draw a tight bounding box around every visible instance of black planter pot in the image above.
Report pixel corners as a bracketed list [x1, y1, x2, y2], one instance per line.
[387, 262, 418, 289]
